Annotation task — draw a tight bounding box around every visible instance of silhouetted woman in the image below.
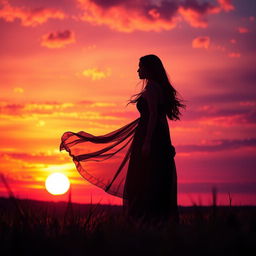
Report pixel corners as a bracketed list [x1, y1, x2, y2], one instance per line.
[60, 54, 185, 224]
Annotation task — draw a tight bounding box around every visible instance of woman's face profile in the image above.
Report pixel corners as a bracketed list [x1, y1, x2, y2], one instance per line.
[137, 61, 147, 79]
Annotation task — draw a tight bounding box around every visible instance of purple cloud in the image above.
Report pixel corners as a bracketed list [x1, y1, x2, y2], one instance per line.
[179, 182, 256, 193]
[76, 0, 235, 32]
[176, 138, 256, 153]
[41, 30, 76, 48]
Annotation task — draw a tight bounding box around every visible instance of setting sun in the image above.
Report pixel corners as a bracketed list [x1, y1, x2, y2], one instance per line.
[45, 173, 70, 195]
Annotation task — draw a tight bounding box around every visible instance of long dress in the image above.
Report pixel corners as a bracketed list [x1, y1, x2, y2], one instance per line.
[60, 94, 178, 222]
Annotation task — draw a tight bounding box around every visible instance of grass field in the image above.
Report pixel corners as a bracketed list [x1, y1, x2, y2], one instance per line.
[0, 194, 255, 256]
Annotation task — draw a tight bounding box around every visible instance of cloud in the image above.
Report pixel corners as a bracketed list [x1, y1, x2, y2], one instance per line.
[76, 0, 235, 32]
[77, 0, 180, 32]
[217, 0, 235, 11]
[237, 26, 249, 34]
[82, 68, 111, 80]
[89, 102, 116, 107]
[41, 30, 76, 48]
[0, 102, 74, 116]
[183, 93, 256, 125]
[0, 151, 67, 164]
[178, 0, 234, 28]
[177, 138, 256, 153]
[0, 101, 124, 122]
[178, 0, 220, 28]
[179, 182, 256, 193]
[0, 0, 66, 26]
[13, 87, 24, 93]
[187, 113, 255, 127]
[36, 120, 45, 127]
[0, 103, 24, 115]
[228, 52, 241, 58]
[101, 110, 137, 120]
[192, 36, 210, 49]
[249, 16, 255, 22]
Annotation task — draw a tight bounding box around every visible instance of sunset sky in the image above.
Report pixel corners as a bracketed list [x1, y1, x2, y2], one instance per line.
[1, 0, 256, 206]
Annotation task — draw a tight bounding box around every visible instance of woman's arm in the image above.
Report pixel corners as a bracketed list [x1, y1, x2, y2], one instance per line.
[143, 84, 159, 144]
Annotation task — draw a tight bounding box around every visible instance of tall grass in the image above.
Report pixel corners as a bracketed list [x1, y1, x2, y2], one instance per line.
[0, 175, 255, 256]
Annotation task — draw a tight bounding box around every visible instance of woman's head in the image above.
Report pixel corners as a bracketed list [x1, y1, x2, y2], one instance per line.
[137, 54, 167, 83]
[129, 54, 185, 120]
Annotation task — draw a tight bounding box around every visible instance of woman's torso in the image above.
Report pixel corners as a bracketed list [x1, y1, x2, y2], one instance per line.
[137, 82, 168, 123]
[133, 82, 174, 155]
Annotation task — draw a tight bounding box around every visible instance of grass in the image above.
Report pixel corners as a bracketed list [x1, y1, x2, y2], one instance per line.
[0, 175, 255, 256]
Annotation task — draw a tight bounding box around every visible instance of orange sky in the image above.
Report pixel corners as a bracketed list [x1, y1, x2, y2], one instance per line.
[1, 0, 256, 205]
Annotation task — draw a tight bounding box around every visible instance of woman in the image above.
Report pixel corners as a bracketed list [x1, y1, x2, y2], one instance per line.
[60, 54, 185, 223]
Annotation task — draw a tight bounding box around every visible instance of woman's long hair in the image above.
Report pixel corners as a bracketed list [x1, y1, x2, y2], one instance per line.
[127, 54, 185, 121]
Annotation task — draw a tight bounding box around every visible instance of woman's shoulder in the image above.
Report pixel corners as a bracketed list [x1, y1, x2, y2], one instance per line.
[144, 81, 164, 101]
[146, 80, 159, 88]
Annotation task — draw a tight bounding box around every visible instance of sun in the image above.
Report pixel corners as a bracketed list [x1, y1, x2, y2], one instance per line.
[45, 173, 70, 195]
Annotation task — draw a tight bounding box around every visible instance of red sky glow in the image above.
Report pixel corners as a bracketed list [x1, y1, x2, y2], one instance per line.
[1, 0, 256, 206]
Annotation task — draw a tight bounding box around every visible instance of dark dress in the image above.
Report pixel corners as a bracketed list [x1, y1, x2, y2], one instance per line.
[60, 94, 178, 222]
[123, 96, 177, 222]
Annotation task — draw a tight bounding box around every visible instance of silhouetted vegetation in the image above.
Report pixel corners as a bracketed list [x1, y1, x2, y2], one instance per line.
[0, 195, 255, 256]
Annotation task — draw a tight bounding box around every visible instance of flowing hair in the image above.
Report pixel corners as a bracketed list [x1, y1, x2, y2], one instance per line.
[126, 54, 185, 121]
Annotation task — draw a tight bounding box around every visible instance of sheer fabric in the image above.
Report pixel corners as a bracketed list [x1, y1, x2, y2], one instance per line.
[60, 95, 178, 220]
[60, 117, 140, 198]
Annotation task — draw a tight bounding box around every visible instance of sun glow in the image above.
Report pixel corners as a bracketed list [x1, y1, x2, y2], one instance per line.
[45, 173, 70, 195]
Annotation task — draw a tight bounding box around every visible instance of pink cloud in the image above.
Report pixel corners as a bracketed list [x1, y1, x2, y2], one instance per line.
[249, 16, 255, 22]
[41, 30, 76, 48]
[228, 52, 241, 58]
[217, 0, 235, 11]
[77, 0, 235, 32]
[230, 39, 236, 44]
[179, 182, 256, 194]
[0, 0, 66, 26]
[178, 0, 234, 28]
[77, 0, 180, 32]
[178, 0, 221, 28]
[177, 138, 256, 153]
[192, 36, 210, 49]
[183, 96, 256, 126]
[237, 26, 249, 34]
